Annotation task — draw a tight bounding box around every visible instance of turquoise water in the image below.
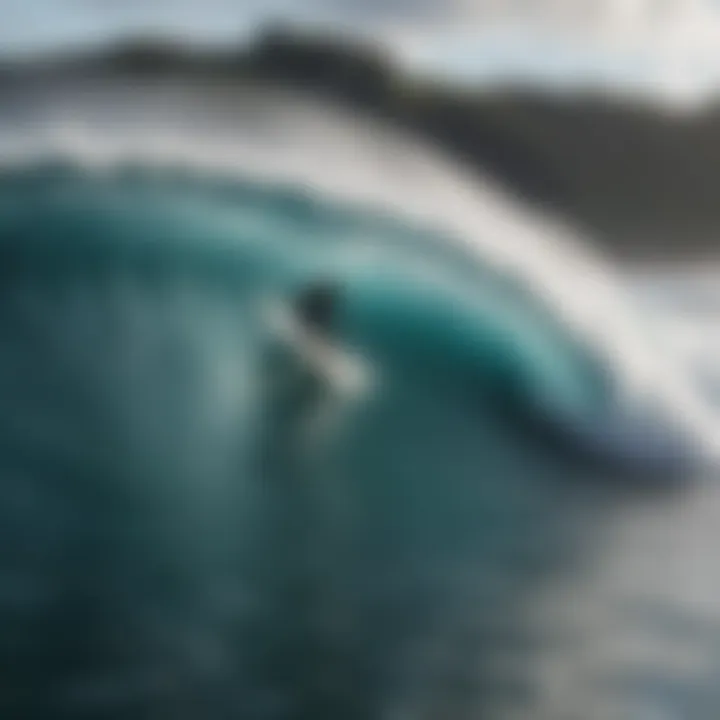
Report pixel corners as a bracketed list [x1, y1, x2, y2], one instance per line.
[0, 165, 711, 718]
[0, 165, 607, 419]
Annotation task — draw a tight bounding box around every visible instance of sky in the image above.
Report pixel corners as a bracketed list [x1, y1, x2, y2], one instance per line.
[3, 0, 720, 104]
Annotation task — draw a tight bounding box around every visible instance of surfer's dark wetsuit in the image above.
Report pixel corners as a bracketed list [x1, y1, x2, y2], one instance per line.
[255, 281, 370, 720]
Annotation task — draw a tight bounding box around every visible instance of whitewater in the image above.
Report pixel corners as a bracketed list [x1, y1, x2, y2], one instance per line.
[2, 71, 720, 719]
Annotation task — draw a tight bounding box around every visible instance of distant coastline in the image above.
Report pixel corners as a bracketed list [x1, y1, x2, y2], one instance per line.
[2, 27, 720, 260]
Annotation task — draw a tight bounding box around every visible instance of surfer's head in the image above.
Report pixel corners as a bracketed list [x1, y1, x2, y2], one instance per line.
[295, 280, 341, 335]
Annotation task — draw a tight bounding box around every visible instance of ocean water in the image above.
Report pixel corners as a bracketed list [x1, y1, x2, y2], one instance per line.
[2, 79, 720, 719]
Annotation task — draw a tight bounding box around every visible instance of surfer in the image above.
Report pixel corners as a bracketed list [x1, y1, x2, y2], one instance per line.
[261, 279, 370, 459]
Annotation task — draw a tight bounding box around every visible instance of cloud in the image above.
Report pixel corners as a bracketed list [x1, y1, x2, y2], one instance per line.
[376, 1, 720, 105]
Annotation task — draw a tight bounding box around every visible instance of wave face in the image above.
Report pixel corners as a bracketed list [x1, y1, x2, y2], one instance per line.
[2, 77, 720, 719]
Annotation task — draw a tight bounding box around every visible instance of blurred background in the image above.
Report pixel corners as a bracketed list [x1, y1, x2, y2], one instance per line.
[3, 0, 720, 261]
